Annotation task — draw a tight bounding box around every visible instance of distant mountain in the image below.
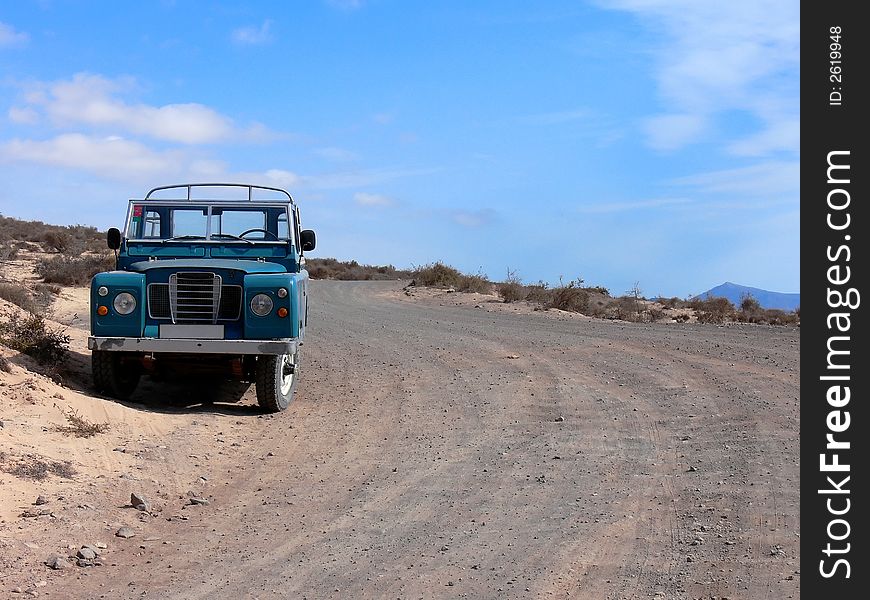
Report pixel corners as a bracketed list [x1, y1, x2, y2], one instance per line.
[694, 282, 800, 311]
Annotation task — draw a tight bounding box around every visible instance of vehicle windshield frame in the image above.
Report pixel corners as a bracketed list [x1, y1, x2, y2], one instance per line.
[123, 201, 294, 245]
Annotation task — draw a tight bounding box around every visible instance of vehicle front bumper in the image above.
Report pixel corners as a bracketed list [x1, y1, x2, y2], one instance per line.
[87, 336, 298, 355]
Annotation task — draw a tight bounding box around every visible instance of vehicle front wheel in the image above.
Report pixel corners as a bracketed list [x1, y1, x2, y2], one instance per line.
[255, 350, 300, 413]
[92, 350, 140, 400]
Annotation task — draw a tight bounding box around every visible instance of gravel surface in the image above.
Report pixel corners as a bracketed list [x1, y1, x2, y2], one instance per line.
[50, 280, 800, 599]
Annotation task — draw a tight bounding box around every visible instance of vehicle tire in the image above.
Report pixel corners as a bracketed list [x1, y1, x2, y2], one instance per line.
[92, 350, 140, 400]
[255, 350, 300, 413]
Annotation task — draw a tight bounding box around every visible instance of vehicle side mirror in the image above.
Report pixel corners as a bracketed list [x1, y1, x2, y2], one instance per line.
[107, 227, 121, 250]
[300, 229, 316, 252]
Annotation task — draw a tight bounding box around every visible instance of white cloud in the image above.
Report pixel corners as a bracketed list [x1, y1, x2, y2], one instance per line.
[354, 192, 394, 207]
[0, 134, 183, 180]
[600, 0, 798, 155]
[670, 160, 799, 198]
[643, 114, 707, 151]
[450, 208, 496, 228]
[231, 20, 274, 45]
[577, 197, 692, 214]
[326, 0, 364, 10]
[314, 147, 359, 162]
[10, 73, 270, 144]
[260, 169, 302, 187]
[0, 22, 28, 47]
[8, 106, 39, 124]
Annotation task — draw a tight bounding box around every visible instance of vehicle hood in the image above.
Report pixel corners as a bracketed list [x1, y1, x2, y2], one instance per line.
[127, 259, 287, 274]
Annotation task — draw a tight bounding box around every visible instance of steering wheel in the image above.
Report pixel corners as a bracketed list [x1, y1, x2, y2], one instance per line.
[238, 228, 279, 240]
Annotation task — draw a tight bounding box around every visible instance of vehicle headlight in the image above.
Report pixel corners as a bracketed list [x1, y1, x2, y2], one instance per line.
[277, 287, 288, 298]
[250, 293, 274, 316]
[113, 292, 137, 315]
[97, 286, 109, 297]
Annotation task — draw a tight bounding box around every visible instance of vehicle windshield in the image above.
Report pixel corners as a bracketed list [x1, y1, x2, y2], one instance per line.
[127, 204, 291, 242]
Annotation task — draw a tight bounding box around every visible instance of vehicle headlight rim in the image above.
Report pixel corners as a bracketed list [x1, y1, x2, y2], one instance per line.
[113, 292, 137, 315]
[250, 293, 274, 317]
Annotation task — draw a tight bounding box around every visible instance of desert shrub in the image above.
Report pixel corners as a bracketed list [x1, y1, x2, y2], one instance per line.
[458, 272, 492, 294]
[740, 293, 761, 313]
[0, 456, 76, 481]
[689, 296, 736, 324]
[53, 407, 110, 438]
[0, 214, 104, 255]
[546, 279, 589, 313]
[605, 297, 642, 321]
[584, 286, 611, 297]
[760, 309, 799, 326]
[42, 231, 72, 253]
[524, 283, 552, 304]
[657, 296, 684, 309]
[0, 244, 19, 260]
[0, 283, 36, 312]
[412, 262, 464, 288]
[673, 313, 690, 323]
[0, 314, 70, 365]
[498, 270, 526, 303]
[305, 257, 413, 280]
[647, 307, 666, 322]
[35, 254, 114, 286]
[0, 354, 11, 372]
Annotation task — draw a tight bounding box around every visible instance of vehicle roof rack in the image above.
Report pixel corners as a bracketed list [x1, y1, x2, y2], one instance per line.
[141, 183, 293, 203]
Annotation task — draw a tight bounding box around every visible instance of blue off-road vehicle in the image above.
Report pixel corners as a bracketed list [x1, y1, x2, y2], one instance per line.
[88, 183, 315, 412]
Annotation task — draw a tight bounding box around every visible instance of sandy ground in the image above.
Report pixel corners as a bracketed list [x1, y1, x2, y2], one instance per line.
[0, 278, 799, 599]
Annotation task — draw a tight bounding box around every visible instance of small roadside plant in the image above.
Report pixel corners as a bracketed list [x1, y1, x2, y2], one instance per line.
[53, 406, 110, 438]
[0, 314, 70, 365]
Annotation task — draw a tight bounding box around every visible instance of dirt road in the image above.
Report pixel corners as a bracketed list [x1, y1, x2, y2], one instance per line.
[5, 280, 800, 599]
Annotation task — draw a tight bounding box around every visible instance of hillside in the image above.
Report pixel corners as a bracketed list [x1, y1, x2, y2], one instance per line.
[696, 281, 800, 311]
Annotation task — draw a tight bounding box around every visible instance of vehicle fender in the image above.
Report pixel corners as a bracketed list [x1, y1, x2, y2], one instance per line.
[243, 273, 302, 339]
[90, 271, 146, 338]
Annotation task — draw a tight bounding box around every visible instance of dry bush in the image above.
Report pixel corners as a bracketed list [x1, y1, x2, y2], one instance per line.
[36, 254, 114, 286]
[412, 262, 464, 288]
[0, 283, 36, 312]
[524, 283, 552, 304]
[0, 214, 103, 254]
[647, 307, 666, 322]
[690, 296, 736, 324]
[498, 269, 526, 303]
[605, 297, 642, 321]
[53, 406, 110, 438]
[657, 296, 685, 309]
[740, 293, 761, 312]
[0, 244, 19, 260]
[0, 354, 11, 373]
[0, 455, 76, 481]
[458, 272, 492, 294]
[0, 314, 70, 365]
[546, 279, 589, 313]
[584, 286, 611, 297]
[306, 257, 413, 280]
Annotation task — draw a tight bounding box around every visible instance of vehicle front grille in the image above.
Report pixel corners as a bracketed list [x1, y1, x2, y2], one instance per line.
[147, 273, 242, 323]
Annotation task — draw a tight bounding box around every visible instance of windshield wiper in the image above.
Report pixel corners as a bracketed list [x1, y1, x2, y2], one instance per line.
[161, 235, 206, 243]
[210, 233, 253, 244]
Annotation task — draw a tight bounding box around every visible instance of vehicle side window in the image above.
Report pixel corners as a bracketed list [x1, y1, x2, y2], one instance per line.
[142, 211, 161, 238]
[277, 212, 289, 241]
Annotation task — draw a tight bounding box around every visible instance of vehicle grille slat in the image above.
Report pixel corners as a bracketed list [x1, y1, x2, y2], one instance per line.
[148, 277, 242, 323]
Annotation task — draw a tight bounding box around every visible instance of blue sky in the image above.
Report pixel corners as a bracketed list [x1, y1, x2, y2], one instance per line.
[0, 1, 799, 297]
